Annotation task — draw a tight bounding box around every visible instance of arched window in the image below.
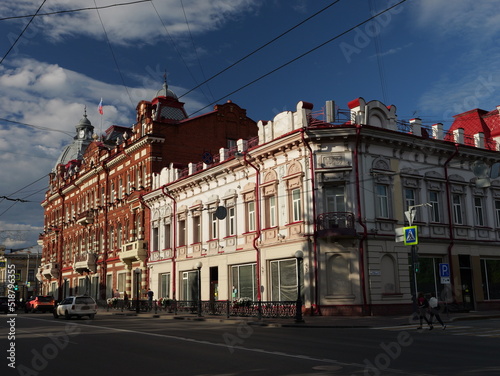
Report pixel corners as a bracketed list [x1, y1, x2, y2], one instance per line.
[380, 254, 398, 293]
[327, 254, 352, 297]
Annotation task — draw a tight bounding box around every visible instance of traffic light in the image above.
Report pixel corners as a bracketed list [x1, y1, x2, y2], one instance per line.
[414, 262, 420, 273]
[13, 283, 19, 291]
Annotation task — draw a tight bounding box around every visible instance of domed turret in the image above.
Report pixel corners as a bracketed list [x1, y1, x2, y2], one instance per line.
[53, 110, 95, 172]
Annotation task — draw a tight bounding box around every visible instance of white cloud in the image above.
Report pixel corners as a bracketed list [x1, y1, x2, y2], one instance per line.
[415, 0, 500, 40]
[2, 0, 263, 46]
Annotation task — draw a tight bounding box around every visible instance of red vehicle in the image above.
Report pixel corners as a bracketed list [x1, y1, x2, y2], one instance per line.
[25, 295, 55, 313]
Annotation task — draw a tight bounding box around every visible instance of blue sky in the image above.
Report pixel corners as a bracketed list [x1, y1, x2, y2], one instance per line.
[1, 0, 499, 248]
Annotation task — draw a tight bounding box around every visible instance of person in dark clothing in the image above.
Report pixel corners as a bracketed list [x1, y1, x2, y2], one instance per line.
[417, 292, 433, 330]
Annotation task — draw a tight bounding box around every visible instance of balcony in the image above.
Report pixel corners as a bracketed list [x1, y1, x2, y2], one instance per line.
[41, 262, 60, 280]
[316, 212, 357, 238]
[120, 240, 147, 263]
[76, 210, 94, 225]
[73, 252, 97, 274]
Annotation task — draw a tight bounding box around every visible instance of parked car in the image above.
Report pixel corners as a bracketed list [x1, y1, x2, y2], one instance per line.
[53, 296, 97, 319]
[0, 296, 9, 313]
[24, 295, 55, 313]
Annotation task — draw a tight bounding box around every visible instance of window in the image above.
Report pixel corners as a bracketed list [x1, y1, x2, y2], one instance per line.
[495, 200, 500, 227]
[326, 254, 352, 296]
[181, 271, 198, 301]
[264, 195, 277, 228]
[325, 186, 346, 213]
[152, 225, 159, 251]
[231, 264, 257, 301]
[380, 255, 397, 293]
[247, 201, 255, 232]
[227, 205, 236, 236]
[452, 194, 464, 224]
[292, 188, 302, 222]
[474, 197, 485, 226]
[192, 215, 201, 243]
[270, 259, 299, 301]
[118, 178, 123, 199]
[404, 188, 416, 212]
[101, 187, 105, 206]
[375, 184, 389, 218]
[481, 259, 500, 300]
[429, 191, 441, 222]
[163, 222, 171, 249]
[159, 273, 170, 299]
[117, 223, 123, 248]
[210, 212, 218, 239]
[110, 182, 115, 202]
[178, 219, 186, 247]
[117, 273, 126, 294]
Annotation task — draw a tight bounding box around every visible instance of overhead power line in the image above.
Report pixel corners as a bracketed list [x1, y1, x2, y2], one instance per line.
[179, 0, 343, 99]
[0, 0, 151, 22]
[0, 0, 47, 66]
[0, 118, 74, 137]
[189, 0, 409, 117]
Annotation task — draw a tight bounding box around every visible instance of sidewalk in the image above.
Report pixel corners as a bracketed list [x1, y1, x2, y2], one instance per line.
[98, 308, 500, 328]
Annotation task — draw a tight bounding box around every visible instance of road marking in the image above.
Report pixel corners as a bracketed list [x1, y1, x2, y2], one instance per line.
[17, 316, 412, 374]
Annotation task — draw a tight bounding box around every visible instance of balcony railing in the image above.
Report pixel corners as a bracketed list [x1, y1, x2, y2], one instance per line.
[316, 211, 357, 238]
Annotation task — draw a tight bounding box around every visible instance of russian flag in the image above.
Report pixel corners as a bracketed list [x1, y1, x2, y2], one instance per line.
[98, 98, 103, 115]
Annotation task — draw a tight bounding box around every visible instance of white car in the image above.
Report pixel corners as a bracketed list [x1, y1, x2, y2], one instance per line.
[53, 296, 97, 320]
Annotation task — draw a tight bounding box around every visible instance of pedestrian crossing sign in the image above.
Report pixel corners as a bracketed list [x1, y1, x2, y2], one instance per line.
[403, 226, 418, 246]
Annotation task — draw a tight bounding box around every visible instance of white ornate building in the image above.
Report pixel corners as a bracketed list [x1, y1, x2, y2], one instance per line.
[143, 98, 500, 315]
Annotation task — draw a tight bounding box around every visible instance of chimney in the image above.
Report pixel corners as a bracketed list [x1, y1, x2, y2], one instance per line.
[453, 128, 464, 144]
[432, 123, 444, 140]
[326, 100, 336, 123]
[409, 118, 422, 137]
[474, 132, 485, 148]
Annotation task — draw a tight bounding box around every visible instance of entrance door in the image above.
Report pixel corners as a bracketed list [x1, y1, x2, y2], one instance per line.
[459, 255, 475, 311]
[210, 267, 218, 301]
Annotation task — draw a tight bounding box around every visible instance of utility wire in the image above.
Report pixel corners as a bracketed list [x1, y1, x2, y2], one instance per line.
[188, 0, 409, 116]
[93, 0, 134, 107]
[179, 0, 343, 99]
[0, 0, 151, 21]
[369, 0, 389, 104]
[179, 0, 214, 103]
[0, 118, 74, 137]
[149, 0, 212, 102]
[0, 174, 48, 204]
[0, 0, 47, 66]
[0, 186, 48, 218]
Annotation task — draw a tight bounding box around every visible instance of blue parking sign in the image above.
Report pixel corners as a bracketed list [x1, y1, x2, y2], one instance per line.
[439, 263, 450, 277]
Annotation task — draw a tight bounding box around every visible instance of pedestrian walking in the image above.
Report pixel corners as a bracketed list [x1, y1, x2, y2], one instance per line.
[147, 288, 154, 311]
[428, 292, 446, 330]
[417, 292, 433, 330]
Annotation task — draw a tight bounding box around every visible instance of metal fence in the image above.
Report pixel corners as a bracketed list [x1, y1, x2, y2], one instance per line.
[103, 299, 298, 319]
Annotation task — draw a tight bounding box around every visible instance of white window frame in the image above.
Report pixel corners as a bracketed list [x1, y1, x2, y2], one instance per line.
[292, 188, 302, 222]
[474, 196, 485, 226]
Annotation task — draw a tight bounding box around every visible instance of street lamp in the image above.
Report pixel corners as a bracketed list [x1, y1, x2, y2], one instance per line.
[195, 262, 202, 317]
[294, 250, 304, 323]
[134, 268, 141, 314]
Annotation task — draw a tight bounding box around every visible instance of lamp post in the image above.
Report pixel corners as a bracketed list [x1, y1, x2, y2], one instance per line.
[294, 250, 304, 323]
[134, 268, 141, 314]
[195, 262, 202, 317]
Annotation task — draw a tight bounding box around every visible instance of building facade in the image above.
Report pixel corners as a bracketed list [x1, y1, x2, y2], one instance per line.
[143, 98, 500, 315]
[38, 81, 257, 302]
[1, 246, 42, 301]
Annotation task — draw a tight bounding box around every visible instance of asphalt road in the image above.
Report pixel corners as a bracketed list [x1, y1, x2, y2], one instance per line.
[2, 313, 500, 376]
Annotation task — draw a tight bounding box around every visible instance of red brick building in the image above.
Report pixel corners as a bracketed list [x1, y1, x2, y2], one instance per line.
[38, 81, 257, 302]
